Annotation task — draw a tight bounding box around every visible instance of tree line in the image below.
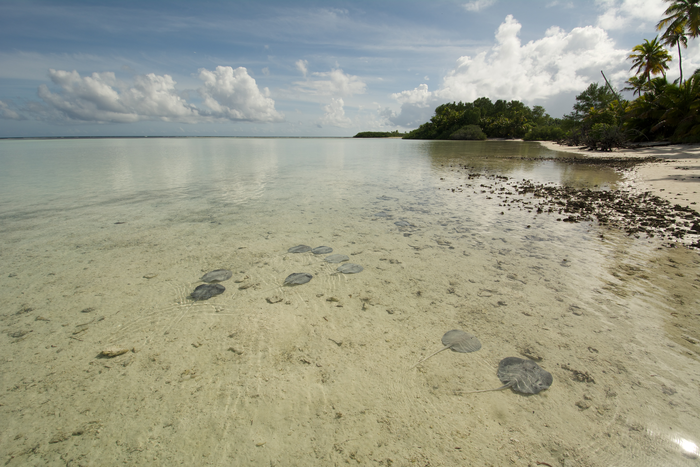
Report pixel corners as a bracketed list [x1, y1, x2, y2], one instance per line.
[400, 0, 700, 149]
[400, 98, 564, 142]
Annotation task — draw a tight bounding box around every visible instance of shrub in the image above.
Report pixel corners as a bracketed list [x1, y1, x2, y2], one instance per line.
[585, 123, 627, 151]
[449, 125, 487, 140]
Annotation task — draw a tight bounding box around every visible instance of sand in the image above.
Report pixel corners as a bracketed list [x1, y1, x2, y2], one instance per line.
[539, 141, 700, 210]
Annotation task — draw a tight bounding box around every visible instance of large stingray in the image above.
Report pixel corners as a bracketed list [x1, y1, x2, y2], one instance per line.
[200, 269, 232, 283]
[284, 272, 313, 285]
[410, 330, 481, 369]
[337, 263, 363, 274]
[465, 357, 553, 394]
[191, 283, 225, 301]
[312, 246, 333, 255]
[325, 254, 349, 263]
[288, 245, 311, 253]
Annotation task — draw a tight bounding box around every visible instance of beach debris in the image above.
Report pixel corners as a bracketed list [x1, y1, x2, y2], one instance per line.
[191, 283, 225, 300]
[80, 307, 95, 313]
[99, 347, 129, 358]
[464, 357, 553, 394]
[288, 245, 311, 253]
[284, 273, 313, 285]
[324, 254, 349, 263]
[444, 168, 700, 249]
[200, 269, 232, 283]
[337, 263, 363, 274]
[410, 329, 482, 369]
[561, 363, 595, 383]
[143, 273, 157, 279]
[312, 246, 333, 255]
[8, 330, 32, 339]
[266, 295, 283, 304]
[49, 431, 71, 444]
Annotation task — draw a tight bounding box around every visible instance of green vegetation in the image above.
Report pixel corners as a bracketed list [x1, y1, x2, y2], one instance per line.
[401, 0, 700, 149]
[402, 98, 562, 141]
[353, 130, 406, 138]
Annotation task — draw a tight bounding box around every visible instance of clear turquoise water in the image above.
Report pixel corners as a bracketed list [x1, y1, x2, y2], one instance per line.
[0, 138, 698, 466]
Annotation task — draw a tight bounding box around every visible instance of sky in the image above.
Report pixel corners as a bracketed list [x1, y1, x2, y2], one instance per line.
[0, 0, 696, 137]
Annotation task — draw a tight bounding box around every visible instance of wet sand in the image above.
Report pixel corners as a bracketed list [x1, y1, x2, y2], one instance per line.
[539, 141, 700, 210]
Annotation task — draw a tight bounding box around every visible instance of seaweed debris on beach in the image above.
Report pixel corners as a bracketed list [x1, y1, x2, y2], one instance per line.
[442, 159, 700, 249]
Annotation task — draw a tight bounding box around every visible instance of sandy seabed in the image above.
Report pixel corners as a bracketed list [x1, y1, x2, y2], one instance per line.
[1, 142, 700, 467]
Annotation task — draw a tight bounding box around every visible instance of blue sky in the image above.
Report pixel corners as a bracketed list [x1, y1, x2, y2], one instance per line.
[0, 0, 694, 137]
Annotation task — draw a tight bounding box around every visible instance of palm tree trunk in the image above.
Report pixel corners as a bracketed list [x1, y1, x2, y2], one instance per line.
[678, 42, 683, 85]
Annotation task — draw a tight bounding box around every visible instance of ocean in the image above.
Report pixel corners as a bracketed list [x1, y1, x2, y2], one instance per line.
[1, 137, 698, 466]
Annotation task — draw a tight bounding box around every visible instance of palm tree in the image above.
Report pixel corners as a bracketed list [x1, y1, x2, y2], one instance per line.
[657, 0, 700, 39]
[660, 21, 689, 83]
[622, 76, 648, 96]
[654, 73, 700, 139]
[628, 37, 672, 82]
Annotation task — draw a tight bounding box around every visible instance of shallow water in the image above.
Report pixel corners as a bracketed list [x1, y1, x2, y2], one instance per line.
[1, 138, 699, 466]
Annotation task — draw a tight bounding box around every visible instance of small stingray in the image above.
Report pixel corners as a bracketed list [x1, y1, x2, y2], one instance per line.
[200, 269, 232, 283]
[284, 272, 313, 285]
[410, 329, 481, 369]
[312, 246, 333, 255]
[288, 245, 311, 253]
[465, 357, 553, 394]
[394, 220, 413, 227]
[324, 254, 349, 263]
[191, 283, 225, 301]
[337, 263, 363, 274]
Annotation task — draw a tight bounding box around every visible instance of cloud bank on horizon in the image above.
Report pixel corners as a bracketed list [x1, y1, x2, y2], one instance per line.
[0, 0, 697, 136]
[33, 67, 282, 124]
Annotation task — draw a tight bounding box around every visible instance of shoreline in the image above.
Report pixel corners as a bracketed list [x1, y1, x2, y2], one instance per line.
[539, 140, 700, 211]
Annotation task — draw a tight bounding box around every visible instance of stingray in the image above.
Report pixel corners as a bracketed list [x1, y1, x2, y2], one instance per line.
[288, 245, 312, 253]
[312, 246, 333, 255]
[324, 254, 349, 263]
[200, 269, 232, 283]
[337, 263, 363, 274]
[191, 283, 225, 301]
[465, 357, 553, 394]
[284, 272, 313, 285]
[410, 329, 481, 369]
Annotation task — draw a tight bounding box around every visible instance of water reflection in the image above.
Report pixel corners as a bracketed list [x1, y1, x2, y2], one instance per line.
[426, 140, 624, 188]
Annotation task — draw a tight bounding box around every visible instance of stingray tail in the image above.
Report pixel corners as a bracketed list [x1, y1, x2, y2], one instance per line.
[408, 345, 449, 370]
[459, 382, 514, 394]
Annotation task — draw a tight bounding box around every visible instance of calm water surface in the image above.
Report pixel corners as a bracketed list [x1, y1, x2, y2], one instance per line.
[0, 138, 698, 466]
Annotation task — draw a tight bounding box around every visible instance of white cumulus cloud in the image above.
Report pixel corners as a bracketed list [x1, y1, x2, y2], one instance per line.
[296, 59, 309, 77]
[198, 66, 283, 122]
[319, 98, 352, 127]
[389, 15, 628, 125]
[295, 68, 366, 97]
[0, 100, 23, 120]
[32, 66, 282, 124]
[464, 0, 497, 12]
[595, 0, 666, 31]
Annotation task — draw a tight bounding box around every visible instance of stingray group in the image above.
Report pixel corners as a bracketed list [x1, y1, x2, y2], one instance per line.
[190, 268, 232, 300]
[411, 330, 552, 395]
[286, 244, 364, 283]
